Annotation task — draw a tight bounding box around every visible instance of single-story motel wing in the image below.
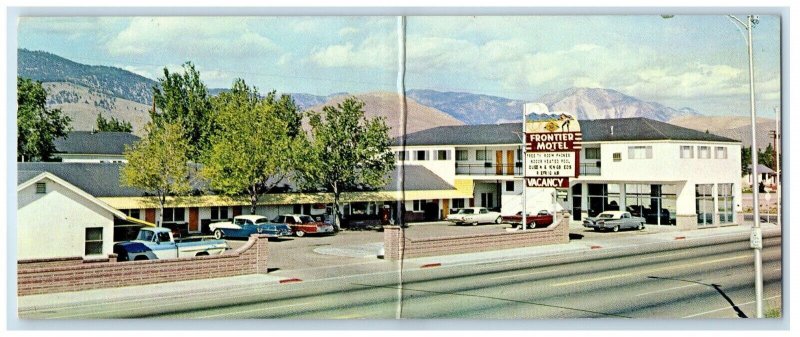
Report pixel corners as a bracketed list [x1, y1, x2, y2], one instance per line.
[17, 117, 742, 260]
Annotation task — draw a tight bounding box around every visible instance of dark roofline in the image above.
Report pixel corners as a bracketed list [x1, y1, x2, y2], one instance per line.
[394, 117, 739, 146]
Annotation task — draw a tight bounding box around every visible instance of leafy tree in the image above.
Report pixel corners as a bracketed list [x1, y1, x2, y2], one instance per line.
[17, 77, 72, 161]
[96, 113, 133, 132]
[759, 143, 776, 170]
[294, 97, 395, 230]
[150, 62, 213, 161]
[121, 122, 192, 226]
[741, 146, 752, 176]
[202, 80, 298, 215]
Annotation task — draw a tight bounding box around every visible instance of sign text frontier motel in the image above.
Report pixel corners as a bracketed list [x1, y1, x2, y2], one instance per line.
[524, 115, 582, 188]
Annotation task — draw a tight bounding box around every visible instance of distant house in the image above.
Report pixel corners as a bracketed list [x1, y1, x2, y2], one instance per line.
[54, 131, 140, 163]
[17, 171, 128, 260]
[743, 164, 777, 191]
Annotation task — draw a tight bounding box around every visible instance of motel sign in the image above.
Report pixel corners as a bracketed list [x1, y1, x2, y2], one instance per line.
[524, 114, 582, 188]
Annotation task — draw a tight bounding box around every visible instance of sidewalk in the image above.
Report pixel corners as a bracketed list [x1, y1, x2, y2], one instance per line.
[17, 222, 780, 311]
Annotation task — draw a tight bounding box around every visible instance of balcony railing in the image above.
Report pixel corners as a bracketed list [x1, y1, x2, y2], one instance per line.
[580, 162, 601, 176]
[455, 162, 522, 176]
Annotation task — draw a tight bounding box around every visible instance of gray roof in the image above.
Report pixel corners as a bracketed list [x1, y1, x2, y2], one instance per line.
[17, 163, 452, 198]
[755, 164, 777, 175]
[54, 131, 141, 155]
[395, 117, 738, 146]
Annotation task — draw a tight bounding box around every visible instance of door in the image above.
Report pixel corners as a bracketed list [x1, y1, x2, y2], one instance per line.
[495, 151, 503, 175]
[506, 150, 514, 175]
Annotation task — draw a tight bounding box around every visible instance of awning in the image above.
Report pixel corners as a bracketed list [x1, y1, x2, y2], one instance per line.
[125, 216, 156, 227]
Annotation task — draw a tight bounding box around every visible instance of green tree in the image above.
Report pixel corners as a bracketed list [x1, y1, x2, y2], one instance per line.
[759, 143, 776, 170]
[17, 77, 72, 161]
[121, 122, 192, 226]
[151, 62, 213, 161]
[741, 146, 752, 176]
[96, 113, 133, 132]
[294, 97, 395, 230]
[202, 80, 298, 215]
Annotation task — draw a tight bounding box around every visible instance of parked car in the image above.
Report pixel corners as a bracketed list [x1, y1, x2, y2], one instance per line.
[445, 207, 501, 226]
[582, 211, 645, 232]
[271, 214, 335, 237]
[210, 215, 292, 239]
[113, 227, 229, 261]
[502, 210, 554, 229]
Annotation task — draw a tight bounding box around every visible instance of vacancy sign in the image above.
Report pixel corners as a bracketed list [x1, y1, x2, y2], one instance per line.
[524, 113, 582, 188]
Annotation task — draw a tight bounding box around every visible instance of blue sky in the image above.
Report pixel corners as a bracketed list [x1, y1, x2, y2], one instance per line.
[17, 15, 781, 117]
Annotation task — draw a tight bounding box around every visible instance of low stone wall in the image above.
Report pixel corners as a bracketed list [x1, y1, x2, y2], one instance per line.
[384, 211, 570, 260]
[17, 234, 269, 296]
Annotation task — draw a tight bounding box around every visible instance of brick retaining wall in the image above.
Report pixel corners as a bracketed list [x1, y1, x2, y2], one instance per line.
[384, 211, 570, 260]
[17, 234, 269, 296]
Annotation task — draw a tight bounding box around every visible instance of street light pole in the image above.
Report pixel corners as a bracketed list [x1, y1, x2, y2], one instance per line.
[729, 14, 763, 319]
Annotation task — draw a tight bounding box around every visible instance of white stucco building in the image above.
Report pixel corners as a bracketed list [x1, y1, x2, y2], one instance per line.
[391, 117, 742, 230]
[17, 171, 127, 259]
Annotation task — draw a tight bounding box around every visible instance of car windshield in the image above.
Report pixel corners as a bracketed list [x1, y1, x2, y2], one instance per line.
[254, 218, 269, 224]
[598, 213, 616, 219]
[458, 209, 474, 214]
[299, 216, 315, 223]
[136, 230, 155, 241]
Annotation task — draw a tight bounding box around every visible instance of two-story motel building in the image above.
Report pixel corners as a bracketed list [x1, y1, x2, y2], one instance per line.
[391, 117, 742, 230]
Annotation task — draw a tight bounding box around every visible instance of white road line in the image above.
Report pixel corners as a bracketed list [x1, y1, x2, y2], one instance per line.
[635, 283, 702, 297]
[488, 269, 559, 280]
[639, 252, 686, 260]
[682, 295, 782, 318]
[198, 301, 315, 319]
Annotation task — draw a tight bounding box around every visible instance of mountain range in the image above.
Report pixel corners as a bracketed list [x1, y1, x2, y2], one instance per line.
[16, 48, 777, 148]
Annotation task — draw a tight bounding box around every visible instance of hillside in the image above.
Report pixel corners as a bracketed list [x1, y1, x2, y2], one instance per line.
[43, 82, 152, 136]
[406, 89, 526, 125]
[305, 92, 464, 138]
[668, 115, 778, 150]
[19, 49, 156, 104]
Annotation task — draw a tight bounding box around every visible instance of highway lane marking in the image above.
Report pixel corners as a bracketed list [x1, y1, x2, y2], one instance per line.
[635, 284, 702, 297]
[551, 254, 750, 287]
[197, 301, 316, 319]
[682, 295, 782, 318]
[639, 252, 687, 260]
[488, 269, 559, 280]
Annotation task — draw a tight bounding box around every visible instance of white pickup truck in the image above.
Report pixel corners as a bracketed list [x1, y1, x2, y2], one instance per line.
[113, 227, 230, 261]
[445, 207, 502, 225]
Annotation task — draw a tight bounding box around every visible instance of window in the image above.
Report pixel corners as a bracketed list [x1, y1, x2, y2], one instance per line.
[452, 198, 465, 209]
[456, 150, 468, 161]
[412, 200, 423, 212]
[612, 152, 622, 161]
[715, 146, 728, 159]
[476, 150, 487, 161]
[210, 207, 229, 220]
[680, 146, 694, 159]
[163, 208, 186, 222]
[696, 184, 714, 226]
[436, 150, 450, 160]
[85, 228, 103, 255]
[698, 146, 711, 159]
[480, 193, 494, 208]
[415, 150, 428, 161]
[628, 146, 653, 159]
[505, 181, 515, 192]
[585, 148, 601, 160]
[35, 182, 46, 194]
[395, 151, 408, 161]
[718, 183, 734, 223]
[122, 209, 140, 219]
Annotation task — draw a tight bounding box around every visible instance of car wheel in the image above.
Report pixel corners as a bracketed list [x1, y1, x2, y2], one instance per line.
[213, 229, 224, 240]
[612, 226, 620, 232]
[638, 223, 645, 230]
[472, 221, 478, 226]
[592, 228, 600, 232]
[295, 230, 305, 237]
[495, 216, 502, 224]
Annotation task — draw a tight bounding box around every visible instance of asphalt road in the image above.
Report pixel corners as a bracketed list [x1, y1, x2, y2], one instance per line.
[21, 235, 781, 319]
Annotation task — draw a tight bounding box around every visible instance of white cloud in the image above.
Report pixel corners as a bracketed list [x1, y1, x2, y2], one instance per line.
[106, 17, 279, 58]
[308, 33, 396, 69]
[338, 27, 359, 36]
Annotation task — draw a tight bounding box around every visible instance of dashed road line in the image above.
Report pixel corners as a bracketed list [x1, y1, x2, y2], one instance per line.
[635, 284, 702, 297]
[488, 269, 560, 280]
[682, 295, 781, 318]
[198, 301, 316, 319]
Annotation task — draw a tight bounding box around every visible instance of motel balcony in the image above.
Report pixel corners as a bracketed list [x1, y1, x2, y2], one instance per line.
[455, 162, 523, 176]
[580, 162, 601, 176]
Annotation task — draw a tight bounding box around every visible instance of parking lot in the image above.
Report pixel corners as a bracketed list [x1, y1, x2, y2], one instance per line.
[222, 220, 679, 272]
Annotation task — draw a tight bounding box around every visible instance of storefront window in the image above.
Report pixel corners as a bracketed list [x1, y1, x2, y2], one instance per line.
[571, 184, 582, 220]
[625, 184, 675, 225]
[696, 184, 714, 226]
[587, 184, 607, 217]
[718, 183, 734, 223]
